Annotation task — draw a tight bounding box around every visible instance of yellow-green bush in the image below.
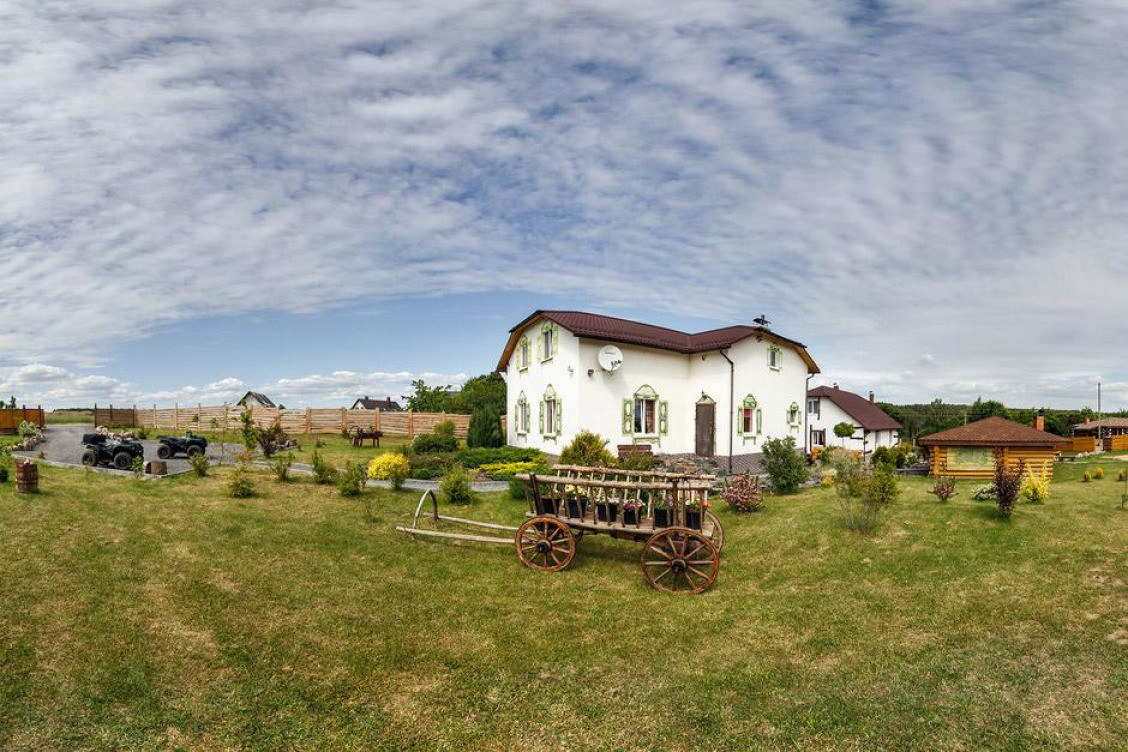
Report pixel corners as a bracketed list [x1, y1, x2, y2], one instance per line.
[1094, 467, 1105, 480]
[1082, 472, 1092, 483]
[1021, 470, 1050, 504]
[367, 453, 410, 490]
[477, 461, 541, 479]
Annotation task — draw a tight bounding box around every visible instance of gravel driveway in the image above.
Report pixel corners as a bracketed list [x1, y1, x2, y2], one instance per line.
[12, 424, 245, 475]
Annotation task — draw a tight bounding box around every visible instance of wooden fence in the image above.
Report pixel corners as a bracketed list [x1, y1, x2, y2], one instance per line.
[129, 404, 471, 439]
[1107, 435, 1128, 452]
[92, 404, 138, 428]
[1071, 436, 1097, 453]
[0, 407, 45, 434]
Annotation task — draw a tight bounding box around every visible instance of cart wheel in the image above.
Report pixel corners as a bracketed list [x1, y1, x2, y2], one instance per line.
[641, 527, 719, 594]
[516, 516, 575, 572]
[705, 511, 725, 553]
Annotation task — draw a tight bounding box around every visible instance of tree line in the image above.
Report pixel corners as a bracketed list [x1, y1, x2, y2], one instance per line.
[877, 398, 1128, 441]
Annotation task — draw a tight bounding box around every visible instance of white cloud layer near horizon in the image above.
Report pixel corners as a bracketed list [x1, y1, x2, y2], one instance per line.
[0, 363, 468, 410]
[3, 0, 1128, 407]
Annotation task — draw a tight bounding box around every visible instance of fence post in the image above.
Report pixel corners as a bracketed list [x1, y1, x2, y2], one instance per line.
[374, 408, 379, 431]
[340, 407, 346, 434]
[305, 407, 312, 435]
[408, 410, 415, 439]
[174, 403, 180, 430]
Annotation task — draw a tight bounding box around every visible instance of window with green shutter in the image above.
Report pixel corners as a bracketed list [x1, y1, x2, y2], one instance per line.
[515, 392, 528, 435]
[540, 322, 558, 363]
[542, 385, 559, 437]
[788, 402, 801, 427]
[738, 395, 758, 436]
[768, 345, 782, 371]
[631, 385, 660, 436]
[622, 399, 633, 435]
[517, 337, 530, 372]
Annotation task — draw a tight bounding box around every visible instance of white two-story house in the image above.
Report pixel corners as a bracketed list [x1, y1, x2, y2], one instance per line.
[497, 310, 820, 471]
[806, 384, 901, 458]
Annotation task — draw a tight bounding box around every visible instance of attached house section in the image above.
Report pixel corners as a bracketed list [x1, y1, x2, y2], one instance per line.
[497, 310, 820, 469]
[806, 384, 901, 458]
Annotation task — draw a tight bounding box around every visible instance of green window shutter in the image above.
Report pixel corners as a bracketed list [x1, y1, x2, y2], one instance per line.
[622, 399, 633, 434]
[658, 401, 668, 435]
[551, 325, 559, 357]
[736, 407, 745, 436]
[555, 398, 562, 435]
[539, 400, 545, 434]
[756, 408, 763, 434]
[535, 333, 543, 361]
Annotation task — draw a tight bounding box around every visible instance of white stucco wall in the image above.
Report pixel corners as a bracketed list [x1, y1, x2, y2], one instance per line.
[807, 397, 899, 454]
[504, 318, 813, 458]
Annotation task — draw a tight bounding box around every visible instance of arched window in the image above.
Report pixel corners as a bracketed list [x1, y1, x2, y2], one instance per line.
[540, 385, 560, 437]
[738, 395, 761, 436]
[537, 321, 558, 362]
[622, 385, 667, 437]
[517, 337, 531, 371]
[515, 392, 529, 435]
[788, 401, 801, 426]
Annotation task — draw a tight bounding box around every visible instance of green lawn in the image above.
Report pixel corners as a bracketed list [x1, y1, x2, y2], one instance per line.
[0, 464, 1125, 749]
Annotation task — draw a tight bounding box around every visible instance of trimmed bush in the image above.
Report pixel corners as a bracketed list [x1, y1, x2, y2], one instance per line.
[412, 432, 458, 454]
[455, 446, 543, 468]
[1082, 472, 1092, 483]
[761, 437, 809, 494]
[476, 461, 544, 480]
[467, 407, 503, 448]
[367, 453, 410, 490]
[1094, 467, 1105, 480]
[439, 465, 476, 505]
[559, 430, 615, 467]
[1021, 469, 1050, 504]
[410, 452, 456, 480]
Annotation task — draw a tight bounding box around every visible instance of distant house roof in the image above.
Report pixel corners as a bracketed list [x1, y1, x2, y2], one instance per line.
[496, 310, 820, 373]
[1072, 417, 1128, 430]
[236, 391, 276, 408]
[808, 386, 901, 431]
[918, 417, 1065, 447]
[351, 396, 402, 411]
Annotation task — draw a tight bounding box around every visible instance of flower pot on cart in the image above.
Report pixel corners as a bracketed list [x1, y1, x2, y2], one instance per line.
[623, 507, 639, 526]
[565, 497, 588, 519]
[653, 508, 670, 528]
[596, 502, 618, 523]
[685, 508, 703, 529]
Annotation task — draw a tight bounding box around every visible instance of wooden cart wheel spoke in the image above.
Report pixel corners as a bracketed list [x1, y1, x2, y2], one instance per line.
[641, 527, 718, 594]
[515, 516, 575, 573]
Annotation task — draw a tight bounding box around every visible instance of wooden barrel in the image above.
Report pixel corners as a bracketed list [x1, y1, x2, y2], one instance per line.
[145, 460, 167, 476]
[15, 460, 38, 494]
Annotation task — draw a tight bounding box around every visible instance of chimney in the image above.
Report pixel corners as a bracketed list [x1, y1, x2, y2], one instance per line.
[868, 391, 875, 403]
[1035, 410, 1045, 432]
[832, 382, 839, 389]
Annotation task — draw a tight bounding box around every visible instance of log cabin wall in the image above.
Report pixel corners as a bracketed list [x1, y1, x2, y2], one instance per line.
[928, 445, 1057, 479]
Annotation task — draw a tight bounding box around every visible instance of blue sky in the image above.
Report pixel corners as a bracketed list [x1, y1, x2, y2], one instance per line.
[2, 1, 1127, 409]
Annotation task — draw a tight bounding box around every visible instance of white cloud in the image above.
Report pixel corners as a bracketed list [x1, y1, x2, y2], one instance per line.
[2, 1, 1128, 405]
[0, 363, 465, 409]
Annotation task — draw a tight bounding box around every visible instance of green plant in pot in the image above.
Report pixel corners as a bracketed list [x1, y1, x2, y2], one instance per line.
[596, 495, 619, 523]
[652, 493, 670, 528]
[564, 484, 588, 519]
[684, 497, 707, 529]
[622, 499, 642, 526]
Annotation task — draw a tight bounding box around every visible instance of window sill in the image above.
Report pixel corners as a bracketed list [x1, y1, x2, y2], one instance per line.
[540, 358, 553, 365]
[517, 366, 528, 373]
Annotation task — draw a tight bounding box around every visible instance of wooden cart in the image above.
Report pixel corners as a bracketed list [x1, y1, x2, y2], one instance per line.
[396, 465, 724, 594]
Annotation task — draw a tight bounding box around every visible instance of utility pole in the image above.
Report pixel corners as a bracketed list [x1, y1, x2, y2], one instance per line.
[1098, 381, 1103, 448]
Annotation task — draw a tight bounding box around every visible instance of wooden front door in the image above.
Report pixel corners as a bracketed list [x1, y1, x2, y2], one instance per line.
[695, 402, 715, 457]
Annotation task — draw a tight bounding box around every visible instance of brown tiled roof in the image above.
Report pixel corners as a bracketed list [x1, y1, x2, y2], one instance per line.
[496, 310, 819, 373]
[808, 386, 900, 431]
[1072, 417, 1128, 430]
[918, 417, 1065, 447]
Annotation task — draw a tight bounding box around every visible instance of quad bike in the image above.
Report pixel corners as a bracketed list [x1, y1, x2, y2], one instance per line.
[80, 433, 145, 470]
[156, 431, 208, 459]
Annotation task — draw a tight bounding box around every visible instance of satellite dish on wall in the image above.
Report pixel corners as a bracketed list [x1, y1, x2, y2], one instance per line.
[598, 345, 624, 373]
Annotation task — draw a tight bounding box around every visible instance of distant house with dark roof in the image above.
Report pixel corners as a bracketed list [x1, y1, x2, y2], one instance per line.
[497, 310, 820, 470]
[806, 384, 901, 457]
[918, 416, 1066, 479]
[351, 396, 403, 411]
[236, 391, 276, 408]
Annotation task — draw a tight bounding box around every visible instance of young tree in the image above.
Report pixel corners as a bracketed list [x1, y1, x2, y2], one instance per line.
[404, 380, 454, 412]
[761, 436, 809, 494]
[6, 396, 15, 409]
[833, 422, 856, 446]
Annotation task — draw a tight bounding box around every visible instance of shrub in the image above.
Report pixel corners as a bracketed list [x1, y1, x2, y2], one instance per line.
[439, 465, 476, 505]
[1082, 472, 1092, 483]
[367, 453, 411, 490]
[189, 452, 209, 477]
[130, 456, 145, 479]
[311, 450, 338, 485]
[559, 430, 615, 467]
[1021, 469, 1050, 504]
[993, 450, 1023, 519]
[254, 419, 289, 457]
[619, 452, 658, 471]
[833, 422, 856, 442]
[17, 420, 38, 439]
[760, 437, 809, 494]
[835, 468, 880, 534]
[226, 463, 255, 498]
[820, 473, 835, 488]
[271, 452, 294, 482]
[1118, 470, 1127, 483]
[412, 432, 458, 454]
[467, 407, 503, 448]
[239, 409, 256, 450]
[476, 460, 544, 480]
[971, 484, 997, 501]
[455, 446, 543, 468]
[410, 452, 456, 479]
[0, 465, 8, 483]
[1094, 467, 1105, 480]
[864, 463, 900, 507]
[508, 478, 528, 500]
[337, 461, 367, 497]
[434, 420, 456, 438]
[930, 475, 957, 503]
[721, 473, 764, 513]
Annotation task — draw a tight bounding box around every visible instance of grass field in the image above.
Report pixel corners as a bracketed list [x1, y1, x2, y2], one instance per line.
[133, 429, 415, 469]
[0, 461, 1125, 749]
